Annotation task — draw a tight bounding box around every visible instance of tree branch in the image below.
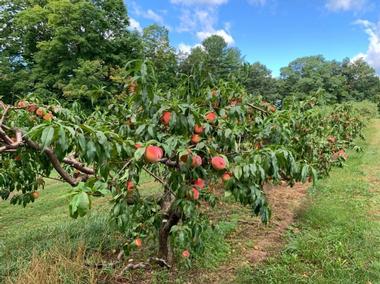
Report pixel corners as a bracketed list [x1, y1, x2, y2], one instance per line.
[247, 103, 269, 115]
[63, 156, 95, 175]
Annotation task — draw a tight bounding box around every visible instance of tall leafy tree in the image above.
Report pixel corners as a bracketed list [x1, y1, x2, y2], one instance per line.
[142, 24, 178, 89]
[180, 35, 242, 85]
[0, 0, 143, 103]
[239, 62, 279, 101]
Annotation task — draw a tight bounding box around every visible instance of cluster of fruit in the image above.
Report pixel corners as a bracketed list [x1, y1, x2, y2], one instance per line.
[17, 100, 54, 122]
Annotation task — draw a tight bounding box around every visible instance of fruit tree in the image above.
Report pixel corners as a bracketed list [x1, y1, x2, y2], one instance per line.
[0, 61, 364, 263]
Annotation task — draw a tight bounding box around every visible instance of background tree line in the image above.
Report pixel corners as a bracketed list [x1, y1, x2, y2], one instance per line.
[1, 0, 379, 108]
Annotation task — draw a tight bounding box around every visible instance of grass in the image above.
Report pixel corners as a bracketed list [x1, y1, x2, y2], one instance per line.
[234, 119, 380, 284]
[0, 172, 163, 283]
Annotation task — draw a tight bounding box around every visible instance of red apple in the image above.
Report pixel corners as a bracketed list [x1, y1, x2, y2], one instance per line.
[191, 134, 202, 144]
[211, 156, 227, 171]
[161, 111, 171, 126]
[194, 124, 204, 134]
[144, 145, 163, 163]
[205, 112, 217, 123]
[193, 178, 205, 189]
[135, 143, 142, 149]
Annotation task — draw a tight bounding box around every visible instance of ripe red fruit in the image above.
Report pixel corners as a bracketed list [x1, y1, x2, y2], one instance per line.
[222, 172, 232, 182]
[27, 103, 37, 113]
[182, 250, 190, 258]
[205, 112, 217, 123]
[43, 112, 53, 122]
[211, 156, 227, 171]
[126, 180, 134, 191]
[17, 101, 27, 108]
[135, 238, 142, 248]
[31, 191, 40, 199]
[135, 143, 142, 149]
[161, 111, 171, 126]
[192, 188, 200, 200]
[144, 145, 164, 163]
[194, 124, 204, 134]
[191, 134, 202, 144]
[193, 178, 205, 189]
[36, 107, 45, 117]
[191, 155, 203, 168]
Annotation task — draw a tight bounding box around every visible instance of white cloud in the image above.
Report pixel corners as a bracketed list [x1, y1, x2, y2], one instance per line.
[130, 2, 165, 25]
[144, 9, 164, 24]
[325, 0, 366, 11]
[170, 0, 228, 6]
[197, 29, 235, 45]
[129, 17, 142, 33]
[178, 43, 193, 54]
[354, 19, 380, 73]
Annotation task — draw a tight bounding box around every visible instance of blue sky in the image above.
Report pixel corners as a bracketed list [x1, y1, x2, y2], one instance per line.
[126, 0, 380, 76]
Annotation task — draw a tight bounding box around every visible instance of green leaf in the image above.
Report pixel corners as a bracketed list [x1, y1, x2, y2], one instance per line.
[40, 126, 55, 150]
[86, 141, 97, 162]
[134, 147, 146, 161]
[69, 191, 91, 219]
[96, 131, 107, 145]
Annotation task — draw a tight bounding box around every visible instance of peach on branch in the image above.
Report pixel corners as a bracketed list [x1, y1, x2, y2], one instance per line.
[36, 107, 45, 117]
[194, 124, 204, 134]
[211, 156, 227, 171]
[17, 100, 28, 108]
[161, 111, 171, 126]
[191, 155, 203, 168]
[27, 103, 38, 113]
[222, 172, 232, 182]
[126, 180, 134, 192]
[193, 178, 205, 189]
[192, 187, 200, 200]
[191, 134, 202, 144]
[43, 112, 53, 122]
[144, 145, 164, 163]
[205, 112, 217, 123]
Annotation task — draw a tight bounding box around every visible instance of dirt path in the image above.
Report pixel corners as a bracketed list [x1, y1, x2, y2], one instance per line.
[187, 182, 310, 284]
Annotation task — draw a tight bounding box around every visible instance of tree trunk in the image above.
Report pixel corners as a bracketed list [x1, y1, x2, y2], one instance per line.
[158, 207, 180, 261]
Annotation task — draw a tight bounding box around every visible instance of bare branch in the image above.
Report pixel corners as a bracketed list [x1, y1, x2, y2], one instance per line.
[142, 166, 166, 185]
[63, 157, 95, 175]
[0, 105, 10, 126]
[247, 103, 269, 115]
[24, 138, 87, 187]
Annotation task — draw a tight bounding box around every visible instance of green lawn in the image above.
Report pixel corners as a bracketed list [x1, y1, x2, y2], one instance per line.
[235, 119, 380, 283]
[0, 172, 163, 283]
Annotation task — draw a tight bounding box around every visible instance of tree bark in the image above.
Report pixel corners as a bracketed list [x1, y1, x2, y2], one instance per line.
[158, 207, 180, 261]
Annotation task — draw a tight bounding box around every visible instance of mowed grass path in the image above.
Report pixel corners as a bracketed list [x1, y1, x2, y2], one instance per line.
[235, 119, 380, 283]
